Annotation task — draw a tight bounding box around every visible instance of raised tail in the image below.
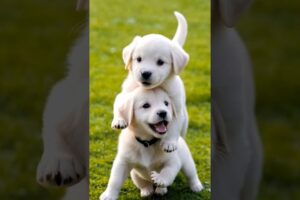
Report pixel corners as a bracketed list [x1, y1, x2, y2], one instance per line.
[172, 11, 188, 47]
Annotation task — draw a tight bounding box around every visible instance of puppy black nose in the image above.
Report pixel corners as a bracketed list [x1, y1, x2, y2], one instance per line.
[157, 111, 167, 119]
[141, 71, 152, 80]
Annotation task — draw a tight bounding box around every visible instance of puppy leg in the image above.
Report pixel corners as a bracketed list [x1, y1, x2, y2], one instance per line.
[151, 160, 181, 187]
[154, 187, 168, 196]
[37, 79, 87, 187]
[130, 170, 154, 197]
[62, 177, 88, 200]
[111, 93, 128, 129]
[181, 142, 203, 192]
[100, 158, 130, 200]
[180, 107, 189, 137]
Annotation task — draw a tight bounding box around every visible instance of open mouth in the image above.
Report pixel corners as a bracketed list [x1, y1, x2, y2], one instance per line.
[149, 120, 168, 135]
[142, 81, 151, 86]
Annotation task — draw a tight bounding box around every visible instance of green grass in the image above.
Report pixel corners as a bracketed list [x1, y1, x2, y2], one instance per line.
[238, 1, 300, 199]
[0, 0, 84, 199]
[90, 0, 210, 199]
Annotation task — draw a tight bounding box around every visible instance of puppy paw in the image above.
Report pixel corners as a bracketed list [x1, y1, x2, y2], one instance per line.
[151, 171, 167, 187]
[140, 186, 154, 197]
[99, 191, 118, 200]
[111, 118, 127, 129]
[154, 187, 168, 196]
[190, 179, 204, 192]
[37, 153, 85, 187]
[160, 141, 177, 153]
[99, 190, 117, 200]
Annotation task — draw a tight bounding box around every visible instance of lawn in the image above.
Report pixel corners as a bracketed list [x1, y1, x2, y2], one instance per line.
[90, 0, 210, 199]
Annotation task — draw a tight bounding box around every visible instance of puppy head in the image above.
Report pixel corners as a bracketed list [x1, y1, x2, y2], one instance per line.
[121, 88, 175, 138]
[123, 34, 189, 88]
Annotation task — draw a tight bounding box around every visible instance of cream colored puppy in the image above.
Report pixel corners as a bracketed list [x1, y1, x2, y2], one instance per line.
[211, 0, 262, 199]
[36, 1, 89, 199]
[100, 88, 203, 200]
[112, 12, 189, 153]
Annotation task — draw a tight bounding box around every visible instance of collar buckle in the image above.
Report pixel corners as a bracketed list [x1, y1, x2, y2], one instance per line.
[143, 141, 150, 147]
[135, 137, 159, 148]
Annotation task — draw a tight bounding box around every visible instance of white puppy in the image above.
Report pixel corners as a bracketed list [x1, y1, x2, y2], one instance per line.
[36, 20, 89, 200]
[211, 0, 262, 200]
[100, 88, 203, 200]
[36, 28, 88, 185]
[112, 12, 189, 153]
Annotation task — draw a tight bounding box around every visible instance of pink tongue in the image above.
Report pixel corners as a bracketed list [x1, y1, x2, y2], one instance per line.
[154, 122, 167, 133]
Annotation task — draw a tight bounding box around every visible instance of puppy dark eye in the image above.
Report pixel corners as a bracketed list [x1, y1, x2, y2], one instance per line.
[164, 101, 169, 106]
[137, 56, 142, 63]
[142, 103, 150, 109]
[157, 59, 164, 66]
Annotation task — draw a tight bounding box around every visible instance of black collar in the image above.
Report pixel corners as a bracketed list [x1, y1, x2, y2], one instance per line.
[135, 137, 160, 148]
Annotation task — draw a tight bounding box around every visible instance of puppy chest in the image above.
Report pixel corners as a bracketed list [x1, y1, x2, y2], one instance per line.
[129, 149, 166, 170]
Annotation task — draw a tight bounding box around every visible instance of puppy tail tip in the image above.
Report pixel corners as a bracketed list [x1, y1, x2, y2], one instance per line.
[172, 11, 188, 47]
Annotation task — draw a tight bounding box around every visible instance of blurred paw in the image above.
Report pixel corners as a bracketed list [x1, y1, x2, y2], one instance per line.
[154, 187, 168, 196]
[151, 171, 167, 187]
[160, 140, 177, 153]
[37, 153, 85, 187]
[100, 190, 117, 200]
[140, 186, 154, 197]
[190, 179, 204, 192]
[111, 118, 127, 129]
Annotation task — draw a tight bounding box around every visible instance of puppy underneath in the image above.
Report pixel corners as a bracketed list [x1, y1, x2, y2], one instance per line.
[100, 88, 203, 200]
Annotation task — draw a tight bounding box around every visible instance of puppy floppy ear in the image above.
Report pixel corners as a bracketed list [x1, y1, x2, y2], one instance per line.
[218, 0, 253, 27]
[122, 36, 142, 70]
[171, 42, 189, 74]
[119, 95, 134, 125]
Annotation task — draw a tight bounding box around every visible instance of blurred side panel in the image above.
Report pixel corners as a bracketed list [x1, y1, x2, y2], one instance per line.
[238, 1, 300, 199]
[211, 0, 262, 199]
[0, 0, 87, 199]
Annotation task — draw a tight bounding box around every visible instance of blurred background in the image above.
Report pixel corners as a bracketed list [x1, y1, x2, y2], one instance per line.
[0, 0, 85, 199]
[238, 0, 300, 199]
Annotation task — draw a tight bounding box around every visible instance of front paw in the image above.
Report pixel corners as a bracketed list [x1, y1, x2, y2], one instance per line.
[151, 171, 167, 187]
[111, 118, 127, 129]
[190, 178, 204, 192]
[160, 141, 177, 153]
[154, 187, 168, 196]
[140, 186, 154, 197]
[100, 190, 118, 200]
[37, 152, 85, 187]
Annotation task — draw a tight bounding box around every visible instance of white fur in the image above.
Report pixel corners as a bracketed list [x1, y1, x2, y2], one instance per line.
[37, 0, 89, 199]
[36, 26, 88, 199]
[212, 0, 262, 199]
[100, 88, 203, 200]
[112, 12, 189, 153]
